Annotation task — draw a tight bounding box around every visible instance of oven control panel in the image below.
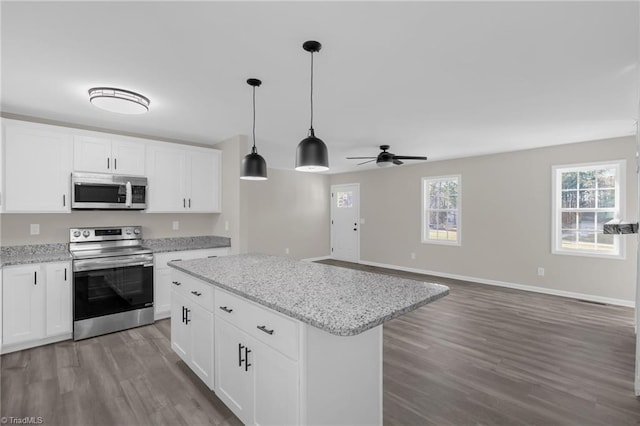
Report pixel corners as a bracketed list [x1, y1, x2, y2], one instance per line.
[69, 226, 143, 242]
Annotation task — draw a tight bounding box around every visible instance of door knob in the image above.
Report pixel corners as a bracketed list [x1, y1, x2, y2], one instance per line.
[353, 228, 357, 231]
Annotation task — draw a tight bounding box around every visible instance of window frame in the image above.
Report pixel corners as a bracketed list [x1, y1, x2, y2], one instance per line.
[551, 160, 625, 259]
[421, 174, 462, 246]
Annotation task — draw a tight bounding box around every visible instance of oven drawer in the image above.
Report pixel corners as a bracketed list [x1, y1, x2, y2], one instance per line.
[172, 270, 214, 311]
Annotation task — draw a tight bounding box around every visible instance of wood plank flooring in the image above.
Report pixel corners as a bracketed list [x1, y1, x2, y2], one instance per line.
[2, 260, 639, 425]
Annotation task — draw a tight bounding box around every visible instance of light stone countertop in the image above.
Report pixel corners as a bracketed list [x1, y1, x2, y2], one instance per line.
[0, 236, 231, 267]
[168, 254, 449, 336]
[143, 235, 231, 253]
[0, 244, 71, 267]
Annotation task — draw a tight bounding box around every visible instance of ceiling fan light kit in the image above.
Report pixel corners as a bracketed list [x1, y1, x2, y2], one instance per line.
[347, 145, 428, 167]
[241, 78, 268, 181]
[295, 40, 329, 172]
[88, 87, 150, 114]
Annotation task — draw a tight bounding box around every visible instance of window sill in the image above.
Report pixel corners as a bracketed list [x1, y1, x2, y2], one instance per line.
[551, 248, 625, 260]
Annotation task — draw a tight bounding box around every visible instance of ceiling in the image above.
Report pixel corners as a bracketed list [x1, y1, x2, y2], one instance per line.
[1, 1, 638, 174]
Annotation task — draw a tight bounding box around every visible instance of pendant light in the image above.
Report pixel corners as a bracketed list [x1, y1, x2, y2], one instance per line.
[295, 40, 329, 172]
[241, 78, 268, 181]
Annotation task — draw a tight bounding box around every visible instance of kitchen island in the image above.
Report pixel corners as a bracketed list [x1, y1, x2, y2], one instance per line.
[168, 254, 449, 425]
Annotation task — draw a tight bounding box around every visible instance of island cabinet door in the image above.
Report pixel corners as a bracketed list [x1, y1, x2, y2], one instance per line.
[215, 318, 254, 424]
[188, 302, 214, 389]
[171, 291, 189, 362]
[253, 341, 299, 426]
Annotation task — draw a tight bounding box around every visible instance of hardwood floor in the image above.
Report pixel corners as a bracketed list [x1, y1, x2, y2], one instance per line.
[2, 260, 639, 425]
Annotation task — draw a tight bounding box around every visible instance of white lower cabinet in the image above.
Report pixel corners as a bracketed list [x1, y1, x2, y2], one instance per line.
[1, 261, 72, 352]
[155, 247, 229, 320]
[215, 318, 254, 420]
[214, 288, 300, 426]
[172, 271, 383, 426]
[170, 272, 214, 389]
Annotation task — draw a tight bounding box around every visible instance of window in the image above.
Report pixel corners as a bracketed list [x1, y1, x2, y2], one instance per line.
[336, 191, 353, 208]
[422, 175, 461, 245]
[552, 161, 625, 258]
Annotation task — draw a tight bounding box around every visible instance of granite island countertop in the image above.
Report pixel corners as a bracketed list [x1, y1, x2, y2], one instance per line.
[169, 254, 449, 336]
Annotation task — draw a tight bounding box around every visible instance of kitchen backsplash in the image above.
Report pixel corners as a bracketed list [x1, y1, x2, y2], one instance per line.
[0, 211, 224, 246]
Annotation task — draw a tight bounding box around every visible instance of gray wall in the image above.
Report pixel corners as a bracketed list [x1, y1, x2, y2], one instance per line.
[243, 168, 331, 260]
[331, 136, 637, 303]
[0, 212, 216, 245]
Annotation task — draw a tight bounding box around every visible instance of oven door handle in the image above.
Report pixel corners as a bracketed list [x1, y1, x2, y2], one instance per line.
[73, 257, 154, 272]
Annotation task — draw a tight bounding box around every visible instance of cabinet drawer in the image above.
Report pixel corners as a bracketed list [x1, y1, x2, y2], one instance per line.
[172, 271, 214, 311]
[246, 303, 299, 361]
[215, 288, 252, 325]
[215, 288, 299, 360]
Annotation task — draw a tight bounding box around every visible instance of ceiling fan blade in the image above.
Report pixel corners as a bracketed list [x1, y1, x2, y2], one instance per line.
[393, 159, 404, 165]
[346, 156, 376, 159]
[393, 155, 428, 161]
[357, 159, 377, 166]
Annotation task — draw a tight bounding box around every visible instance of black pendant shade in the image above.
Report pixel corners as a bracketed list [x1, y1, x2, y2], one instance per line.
[296, 129, 328, 171]
[241, 78, 268, 181]
[295, 40, 329, 172]
[241, 146, 268, 180]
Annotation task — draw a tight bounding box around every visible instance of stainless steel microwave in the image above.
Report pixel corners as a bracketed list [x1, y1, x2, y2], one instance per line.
[71, 172, 147, 210]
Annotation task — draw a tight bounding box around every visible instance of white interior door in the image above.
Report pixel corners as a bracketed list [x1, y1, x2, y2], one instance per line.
[331, 184, 360, 262]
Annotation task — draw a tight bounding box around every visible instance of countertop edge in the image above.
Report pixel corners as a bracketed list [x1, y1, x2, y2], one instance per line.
[168, 261, 449, 337]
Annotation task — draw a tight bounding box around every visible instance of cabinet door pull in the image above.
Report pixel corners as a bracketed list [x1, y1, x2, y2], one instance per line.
[207, 255, 218, 258]
[183, 198, 186, 208]
[188, 198, 191, 208]
[182, 306, 186, 323]
[114, 158, 117, 170]
[34, 271, 37, 285]
[63, 194, 66, 207]
[219, 306, 233, 313]
[185, 308, 191, 324]
[64, 268, 67, 281]
[191, 291, 202, 297]
[257, 325, 274, 335]
[107, 157, 110, 169]
[172, 281, 181, 286]
[239, 343, 245, 367]
[245, 347, 252, 371]
[171, 259, 182, 262]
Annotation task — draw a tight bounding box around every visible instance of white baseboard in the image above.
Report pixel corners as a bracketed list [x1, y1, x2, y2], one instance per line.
[359, 260, 634, 308]
[1, 332, 72, 355]
[301, 255, 332, 262]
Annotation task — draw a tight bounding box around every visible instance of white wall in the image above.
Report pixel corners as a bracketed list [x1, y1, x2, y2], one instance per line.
[331, 136, 637, 304]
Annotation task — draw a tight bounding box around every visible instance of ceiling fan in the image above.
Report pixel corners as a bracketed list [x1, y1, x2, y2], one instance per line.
[346, 145, 428, 167]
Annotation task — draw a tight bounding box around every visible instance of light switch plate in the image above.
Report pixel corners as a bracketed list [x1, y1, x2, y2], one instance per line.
[172, 221, 179, 231]
[30, 224, 40, 235]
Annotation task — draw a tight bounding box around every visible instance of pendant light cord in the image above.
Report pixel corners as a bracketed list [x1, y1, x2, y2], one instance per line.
[252, 85, 257, 152]
[310, 51, 314, 133]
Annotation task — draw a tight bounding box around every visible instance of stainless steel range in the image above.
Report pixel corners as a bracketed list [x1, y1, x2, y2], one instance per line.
[70, 226, 154, 340]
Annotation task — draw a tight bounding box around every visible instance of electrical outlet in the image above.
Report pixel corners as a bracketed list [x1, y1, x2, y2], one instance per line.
[30, 224, 40, 235]
[172, 221, 179, 231]
[537, 267, 545, 277]
[411, 252, 416, 260]
[285, 248, 290, 255]
[225, 221, 229, 231]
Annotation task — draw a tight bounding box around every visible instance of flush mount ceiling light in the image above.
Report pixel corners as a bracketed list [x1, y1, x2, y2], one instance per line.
[88, 87, 150, 114]
[295, 40, 329, 172]
[241, 78, 268, 181]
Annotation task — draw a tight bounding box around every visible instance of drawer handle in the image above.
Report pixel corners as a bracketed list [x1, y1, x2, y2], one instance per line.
[257, 325, 274, 335]
[172, 281, 181, 286]
[219, 306, 233, 313]
[191, 291, 202, 296]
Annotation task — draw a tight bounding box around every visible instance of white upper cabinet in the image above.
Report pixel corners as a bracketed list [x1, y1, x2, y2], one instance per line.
[188, 149, 221, 213]
[3, 120, 72, 213]
[146, 142, 221, 213]
[74, 135, 145, 176]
